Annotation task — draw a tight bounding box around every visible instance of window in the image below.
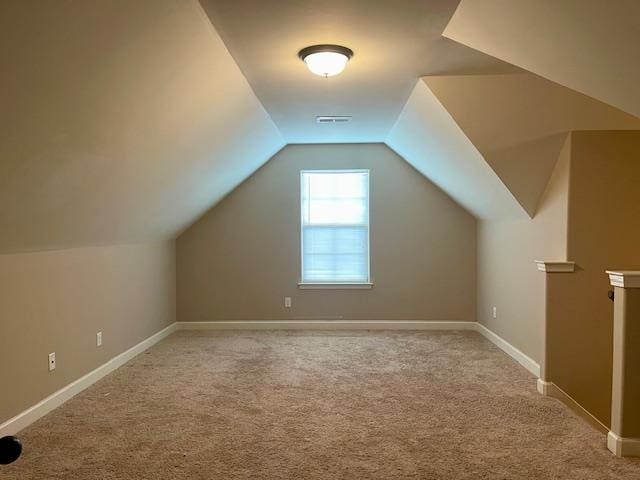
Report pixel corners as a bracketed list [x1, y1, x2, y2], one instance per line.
[300, 170, 370, 285]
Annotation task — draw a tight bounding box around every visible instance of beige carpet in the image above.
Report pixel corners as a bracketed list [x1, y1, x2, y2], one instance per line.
[5, 330, 640, 479]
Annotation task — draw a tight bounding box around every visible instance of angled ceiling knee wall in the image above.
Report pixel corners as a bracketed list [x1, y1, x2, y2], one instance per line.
[386, 80, 527, 221]
[443, 0, 640, 119]
[386, 69, 639, 222]
[422, 73, 640, 218]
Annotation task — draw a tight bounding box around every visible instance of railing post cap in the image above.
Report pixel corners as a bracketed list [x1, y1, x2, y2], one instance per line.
[606, 271, 640, 288]
[535, 260, 576, 273]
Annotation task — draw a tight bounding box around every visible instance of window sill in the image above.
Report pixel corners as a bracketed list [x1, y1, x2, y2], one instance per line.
[298, 282, 373, 290]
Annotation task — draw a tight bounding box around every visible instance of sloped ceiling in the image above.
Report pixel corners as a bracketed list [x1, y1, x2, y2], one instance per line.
[0, 0, 284, 253]
[443, 0, 640, 119]
[199, 0, 517, 143]
[386, 80, 526, 220]
[3, 0, 639, 254]
[424, 73, 640, 216]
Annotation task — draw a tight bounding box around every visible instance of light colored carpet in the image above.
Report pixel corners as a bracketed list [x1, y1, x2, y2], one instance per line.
[5, 330, 640, 479]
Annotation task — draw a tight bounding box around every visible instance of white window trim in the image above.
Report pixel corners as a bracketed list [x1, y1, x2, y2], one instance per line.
[298, 282, 374, 290]
[299, 169, 371, 287]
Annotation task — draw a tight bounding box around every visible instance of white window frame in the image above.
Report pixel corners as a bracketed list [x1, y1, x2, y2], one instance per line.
[299, 169, 372, 289]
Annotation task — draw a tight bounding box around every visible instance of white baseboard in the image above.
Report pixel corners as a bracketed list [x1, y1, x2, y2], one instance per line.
[176, 320, 476, 331]
[608, 431, 640, 457]
[177, 320, 476, 330]
[0, 323, 177, 437]
[474, 323, 540, 377]
[537, 379, 552, 395]
[538, 380, 608, 434]
[1, 319, 541, 436]
[177, 321, 541, 377]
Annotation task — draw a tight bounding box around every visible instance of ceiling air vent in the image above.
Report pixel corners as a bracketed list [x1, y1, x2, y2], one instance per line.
[316, 116, 352, 124]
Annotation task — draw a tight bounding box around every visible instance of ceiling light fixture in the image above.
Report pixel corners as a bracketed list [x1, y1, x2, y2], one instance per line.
[298, 44, 353, 77]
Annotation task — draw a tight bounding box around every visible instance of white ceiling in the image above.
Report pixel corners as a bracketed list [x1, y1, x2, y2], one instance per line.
[199, 0, 518, 143]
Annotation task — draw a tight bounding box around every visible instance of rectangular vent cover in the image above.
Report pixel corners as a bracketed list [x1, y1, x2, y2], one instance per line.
[316, 116, 352, 124]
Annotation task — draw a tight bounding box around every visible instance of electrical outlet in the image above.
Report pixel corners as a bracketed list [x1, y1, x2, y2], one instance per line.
[48, 352, 56, 371]
[97, 331, 102, 347]
[284, 297, 292, 308]
[492, 307, 497, 319]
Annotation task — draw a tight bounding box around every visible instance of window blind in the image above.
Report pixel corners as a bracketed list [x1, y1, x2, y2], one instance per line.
[301, 170, 370, 283]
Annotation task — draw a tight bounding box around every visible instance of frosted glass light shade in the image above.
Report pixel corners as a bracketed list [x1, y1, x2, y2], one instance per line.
[304, 52, 349, 77]
[299, 45, 353, 77]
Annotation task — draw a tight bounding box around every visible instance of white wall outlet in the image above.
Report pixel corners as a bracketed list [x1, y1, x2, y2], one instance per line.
[96, 331, 102, 347]
[284, 297, 292, 308]
[492, 306, 498, 319]
[48, 352, 56, 371]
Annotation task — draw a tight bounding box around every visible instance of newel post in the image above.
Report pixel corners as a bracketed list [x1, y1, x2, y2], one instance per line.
[606, 271, 640, 457]
[534, 260, 576, 395]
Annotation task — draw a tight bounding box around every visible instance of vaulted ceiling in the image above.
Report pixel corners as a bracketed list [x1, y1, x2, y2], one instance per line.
[424, 73, 640, 216]
[1, 0, 638, 253]
[198, 0, 517, 143]
[0, 0, 283, 253]
[443, 0, 640, 119]
[386, 79, 525, 221]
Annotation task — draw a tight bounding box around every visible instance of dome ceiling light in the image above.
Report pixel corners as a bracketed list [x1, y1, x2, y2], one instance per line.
[298, 44, 354, 77]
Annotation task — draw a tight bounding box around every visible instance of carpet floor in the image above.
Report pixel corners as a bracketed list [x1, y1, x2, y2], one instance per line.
[5, 330, 640, 479]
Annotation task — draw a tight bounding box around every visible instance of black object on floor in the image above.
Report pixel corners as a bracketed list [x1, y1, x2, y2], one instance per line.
[0, 436, 22, 465]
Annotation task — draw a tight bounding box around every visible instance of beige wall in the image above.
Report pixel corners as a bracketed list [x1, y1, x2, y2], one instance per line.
[476, 135, 570, 362]
[547, 131, 640, 426]
[177, 143, 476, 322]
[478, 130, 640, 426]
[0, 242, 176, 424]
